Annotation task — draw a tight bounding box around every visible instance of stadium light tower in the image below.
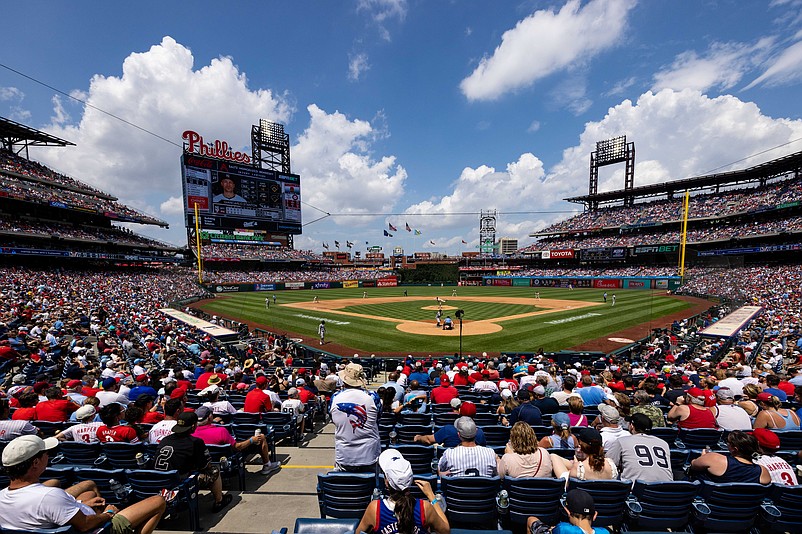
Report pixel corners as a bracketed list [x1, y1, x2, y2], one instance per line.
[589, 135, 635, 210]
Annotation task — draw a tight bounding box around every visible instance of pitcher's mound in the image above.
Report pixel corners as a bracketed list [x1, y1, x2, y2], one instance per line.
[421, 305, 458, 311]
[396, 321, 502, 336]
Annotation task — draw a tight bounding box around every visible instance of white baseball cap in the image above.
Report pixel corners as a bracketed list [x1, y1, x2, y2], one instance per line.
[379, 449, 414, 490]
[2, 435, 58, 466]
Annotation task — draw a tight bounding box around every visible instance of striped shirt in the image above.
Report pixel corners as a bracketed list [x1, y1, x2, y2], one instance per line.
[438, 445, 498, 477]
[0, 420, 38, 441]
[59, 422, 104, 444]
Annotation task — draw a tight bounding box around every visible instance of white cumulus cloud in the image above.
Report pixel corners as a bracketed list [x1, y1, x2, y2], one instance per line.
[460, 0, 636, 101]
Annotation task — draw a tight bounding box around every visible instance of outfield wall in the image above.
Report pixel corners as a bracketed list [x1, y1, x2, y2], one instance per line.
[204, 275, 398, 294]
[483, 276, 682, 290]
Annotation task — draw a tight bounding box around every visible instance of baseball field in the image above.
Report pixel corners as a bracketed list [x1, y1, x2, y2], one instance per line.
[195, 286, 703, 355]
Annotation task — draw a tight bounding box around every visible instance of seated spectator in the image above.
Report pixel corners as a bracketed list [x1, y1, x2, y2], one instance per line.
[0, 399, 38, 441]
[97, 403, 139, 443]
[630, 390, 665, 429]
[128, 374, 158, 403]
[123, 406, 148, 442]
[0, 435, 166, 533]
[96, 377, 129, 408]
[690, 430, 770, 484]
[414, 401, 487, 447]
[527, 488, 610, 534]
[567, 395, 588, 427]
[538, 412, 576, 449]
[763, 375, 788, 401]
[11, 390, 39, 421]
[356, 449, 449, 534]
[430, 375, 458, 405]
[134, 396, 164, 424]
[35, 386, 80, 422]
[577, 375, 606, 406]
[752, 428, 799, 485]
[551, 427, 618, 481]
[508, 389, 543, 426]
[607, 413, 672, 482]
[497, 388, 519, 426]
[55, 405, 102, 443]
[155, 411, 233, 512]
[667, 388, 717, 429]
[401, 380, 428, 414]
[192, 406, 279, 474]
[199, 385, 237, 416]
[737, 384, 761, 419]
[551, 376, 576, 406]
[712, 388, 752, 431]
[148, 398, 182, 444]
[243, 376, 273, 413]
[281, 388, 307, 438]
[498, 422, 553, 479]
[531, 385, 560, 414]
[437, 417, 497, 477]
[597, 404, 630, 450]
[753, 392, 801, 430]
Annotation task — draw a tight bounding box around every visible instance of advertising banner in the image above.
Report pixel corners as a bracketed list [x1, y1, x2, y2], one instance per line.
[343, 280, 359, 288]
[512, 278, 531, 286]
[492, 278, 513, 286]
[593, 279, 621, 289]
[547, 249, 575, 259]
[312, 282, 331, 289]
[285, 282, 305, 289]
[623, 278, 649, 289]
[362, 280, 377, 288]
[654, 279, 669, 289]
[255, 284, 276, 291]
[531, 278, 560, 287]
[572, 278, 593, 288]
[377, 278, 398, 287]
[212, 285, 241, 293]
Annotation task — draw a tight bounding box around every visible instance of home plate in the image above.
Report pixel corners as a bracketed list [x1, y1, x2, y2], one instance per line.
[608, 337, 635, 343]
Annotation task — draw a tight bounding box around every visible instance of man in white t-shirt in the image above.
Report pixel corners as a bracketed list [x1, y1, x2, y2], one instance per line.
[713, 388, 752, 431]
[330, 364, 380, 472]
[281, 388, 307, 436]
[598, 404, 630, 451]
[148, 398, 182, 444]
[55, 406, 103, 444]
[753, 428, 799, 486]
[0, 435, 166, 533]
[717, 370, 744, 397]
[95, 377, 129, 408]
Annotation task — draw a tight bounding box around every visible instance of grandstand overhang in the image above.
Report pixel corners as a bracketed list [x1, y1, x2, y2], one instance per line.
[0, 117, 74, 157]
[567, 149, 802, 208]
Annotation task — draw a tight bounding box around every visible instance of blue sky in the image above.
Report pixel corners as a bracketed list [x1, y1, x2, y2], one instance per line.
[2, 0, 802, 253]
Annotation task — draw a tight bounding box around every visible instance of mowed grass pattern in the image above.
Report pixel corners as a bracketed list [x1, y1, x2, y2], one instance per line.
[198, 286, 691, 354]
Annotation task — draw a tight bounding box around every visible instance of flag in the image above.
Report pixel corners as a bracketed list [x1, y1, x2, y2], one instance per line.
[323, 243, 329, 250]
[389, 223, 398, 232]
[405, 222, 411, 232]
[429, 240, 435, 245]
[414, 230, 422, 236]
[335, 240, 340, 248]
[461, 240, 467, 244]
[346, 241, 354, 248]
[383, 230, 391, 237]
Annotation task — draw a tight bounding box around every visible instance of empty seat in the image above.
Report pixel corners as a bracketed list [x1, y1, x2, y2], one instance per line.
[293, 518, 359, 534]
[390, 444, 436, 474]
[316, 472, 377, 519]
[625, 479, 700, 531]
[482, 425, 511, 447]
[566, 478, 632, 530]
[502, 477, 564, 529]
[691, 481, 772, 533]
[440, 476, 500, 530]
[676, 428, 724, 450]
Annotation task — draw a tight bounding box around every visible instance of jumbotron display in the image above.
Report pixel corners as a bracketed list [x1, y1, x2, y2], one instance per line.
[181, 152, 302, 233]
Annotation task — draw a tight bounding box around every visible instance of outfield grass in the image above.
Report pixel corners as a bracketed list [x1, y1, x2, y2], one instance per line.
[197, 286, 691, 354]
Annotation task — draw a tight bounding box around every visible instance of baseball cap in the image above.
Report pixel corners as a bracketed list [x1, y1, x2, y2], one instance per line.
[565, 489, 595, 517]
[573, 427, 602, 445]
[715, 388, 735, 400]
[454, 416, 478, 440]
[2, 435, 59, 466]
[757, 392, 775, 402]
[255, 376, 268, 387]
[194, 405, 213, 422]
[501, 389, 513, 400]
[12, 374, 25, 385]
[295, 378, 306, 386]
[172, 411, 198, 433]
[75, 405, 96, 421]
[287, 387, 298, 396]
[552, 412, 570, 430]
[135, 374, 149, 382]
[66, 379, 82, 388]
[169, 387, 187, 399]
[101, 377, 117, 389]
[629, 413, 653, 433]
[450, 398, 462, 409]
[598, 404, 620, 423]
[459, 401, 477, 418]
[199, 385, 220, 397]
[378, 449, 414, 491]
[533, 385, 546, 396]
[752, 428, 780, 451]
[440, 376, 450, 386]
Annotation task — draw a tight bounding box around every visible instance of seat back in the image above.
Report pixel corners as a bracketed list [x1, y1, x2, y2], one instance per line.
[293, 518, 359, 534]
[55, 441, 102, 466]
[774, 429, 802, 451]
[650, 427, 678, 446]
[399, 413, 433, 426]
[42, 466, 75, 488]
[440, 476, 500, 529]
[677, 428, 723, 449]
[231, 422, 270, 442]
[232, 412, 263, 425]
[481, 425, 511, 447]
[695, 481, 771, 532]
[566, 478, 632, 530]
[434, 413, 459, 427]
[529, 425, 552, 440]
[100, 442, 144, 469]
[394, 424, 433, 445]
[766, 483, 802, 533]
[502, 477, 564, 528]
[316, 472, 377, 519]
[474, 413, 500, 427]
[390, 444, 435, 474]
[125, 468, 199, 531]
[73, 468, 127, 504]
[628, 480, 700, 531]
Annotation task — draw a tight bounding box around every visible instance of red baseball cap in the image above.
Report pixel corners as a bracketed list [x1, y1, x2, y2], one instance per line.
[66, 379, 82, 388]
[751, 428, 780, 451]
[440, 377, 450, 386]
[255, 376, 268, 387]
[170, 388, 187, 399]
[459, 401, 477, 418]
[528, 365, 535, 373]
[757, 392, 774, 402]
[686, 387, 705, 398]
[298, 368, 307, 374]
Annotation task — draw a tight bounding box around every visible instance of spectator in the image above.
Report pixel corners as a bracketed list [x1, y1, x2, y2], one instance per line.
[380, 371, 404, 402]
[330, 363, 381, 472]
[55, 405, 102, 443]
[607, 413, 673, 482]
[597, 404, 630, 450]
[192, 406, 279, 474]
[155, 411, 233, 512]
[567, 395, 588, 427]
[243, 376, 274, 414]
[712, 388, 752, 431]
[496, 388, 519, 426]
[401, 380, 428, 414]
[690, 430, 771, 484]
[530, 385, 560, 415]
[538, 412, 576, 450]
[508, 390, 543, 426]
[95, 377, 129, 408]
[128, 374, 158, 403]
[199, 385, 237, 416]
[551, 427, 618, 481]
[753, 393, 801, 430]
[498, 422, 553, 479]
[11, 390, 39, 421]
[752, 428, 799, 485]
[667, 388, 717, 429]
[408, 361, 430, 386]
[0, 435, 166, 533]
[577, 375, 606, 406]
[551, 376, 576, 406]
[97, 403, 139, 443]
[630, 390, 665, 429]
[527, 489, 610, 534]
[134, 396, 164, 425]
[414, 401, 487, 447]
[437, 417, 497, 477]
[148, 398, 182, 444]
[280, 388, 307, 438]
[430, 375, 458, 405]
[36, 386, 80, 422]
[0, 398, 38, 441]
[356, 449, 449, 534]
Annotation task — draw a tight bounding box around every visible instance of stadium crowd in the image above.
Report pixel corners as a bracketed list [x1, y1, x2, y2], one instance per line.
[0, 218, 174, 249]
[202, 268, 389, 283]
[0, 149, 109, 197]
[202, 243, 324, 261]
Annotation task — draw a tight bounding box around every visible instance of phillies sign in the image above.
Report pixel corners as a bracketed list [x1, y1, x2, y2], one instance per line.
[182, 130, 251, 164]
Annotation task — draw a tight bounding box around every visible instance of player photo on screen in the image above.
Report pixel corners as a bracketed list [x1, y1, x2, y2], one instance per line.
[212, 172, 246, 203]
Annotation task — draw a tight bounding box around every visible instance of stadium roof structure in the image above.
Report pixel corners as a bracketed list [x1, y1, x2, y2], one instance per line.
[566, 149, 802, 207]
[0, 116, 75, 154]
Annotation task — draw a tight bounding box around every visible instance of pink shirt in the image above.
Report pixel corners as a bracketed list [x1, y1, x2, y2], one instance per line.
[192, 424, 236, 446]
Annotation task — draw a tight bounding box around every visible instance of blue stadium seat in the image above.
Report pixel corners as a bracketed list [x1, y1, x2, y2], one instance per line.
[481, 425, 511, 447]
[394, 424, 433, 445]
[389, 444, 435, 474]
[316, 472, 377, 519]
[566, 478, 632, 531]
[52, 442, 102, 466]
[398, 413, 433, 426]
[624, 479, 700, 532]
[262, 412, 298, 445]
[293, 518, 358, 534]
[676, 428, 724, 450]
[73, 468, 128, 505]
[206, 443, 246, 491]
[440, 475, 500, 530]
[761, 483, 802, 533]
[433, 413, 459, 426]
[125, 469, 200, 531]
[501, 477, 564, 529]
[99, 442, 144, 469]
[690, 481, 773, 533]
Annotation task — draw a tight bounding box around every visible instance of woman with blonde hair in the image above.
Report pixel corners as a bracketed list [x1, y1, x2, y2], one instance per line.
[496, 389, 519, 426]
[738, 384, 761, 419]
[567, 395, 588, 427]
[551, 427, 617, 481]
[753, 392, 801, 430]
[497, 421, 553, 479]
